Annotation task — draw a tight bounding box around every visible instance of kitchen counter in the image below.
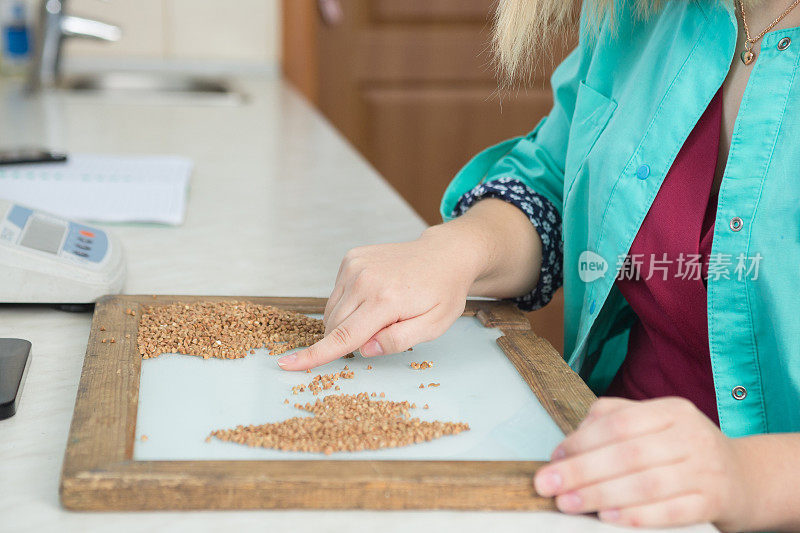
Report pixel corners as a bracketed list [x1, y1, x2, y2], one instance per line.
[0, 74, 716, 533]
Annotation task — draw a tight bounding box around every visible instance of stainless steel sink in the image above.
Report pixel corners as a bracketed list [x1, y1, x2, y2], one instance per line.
[56, 72, 245, 105]
[26, 1, 245, 106]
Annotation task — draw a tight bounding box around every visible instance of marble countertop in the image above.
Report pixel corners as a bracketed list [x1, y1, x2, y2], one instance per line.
[0, 75, 716, 533]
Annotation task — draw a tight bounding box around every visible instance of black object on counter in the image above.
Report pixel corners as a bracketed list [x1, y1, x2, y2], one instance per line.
[0, 338, 31, 420]
[0, 147, 67, 166]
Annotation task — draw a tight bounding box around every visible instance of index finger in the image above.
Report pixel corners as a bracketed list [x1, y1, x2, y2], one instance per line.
[277, 303, 391, 371]
[557, 401, 674, 458]
[575, 397, 635, 431]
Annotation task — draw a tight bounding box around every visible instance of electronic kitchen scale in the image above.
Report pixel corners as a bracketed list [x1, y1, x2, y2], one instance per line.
[0, 199, 125, 303]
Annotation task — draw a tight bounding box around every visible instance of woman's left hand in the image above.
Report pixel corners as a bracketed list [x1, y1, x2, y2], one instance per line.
[534, 397, 752, 531]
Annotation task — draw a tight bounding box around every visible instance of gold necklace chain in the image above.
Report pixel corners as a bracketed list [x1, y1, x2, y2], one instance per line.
[738, 0, 800, 64]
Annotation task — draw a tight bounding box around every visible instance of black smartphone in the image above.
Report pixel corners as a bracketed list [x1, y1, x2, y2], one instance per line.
[0, 147, 67, 166]
[0, 338, 31, 420]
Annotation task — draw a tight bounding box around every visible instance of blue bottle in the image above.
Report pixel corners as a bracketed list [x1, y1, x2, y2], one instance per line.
[2, 0, 31, 73]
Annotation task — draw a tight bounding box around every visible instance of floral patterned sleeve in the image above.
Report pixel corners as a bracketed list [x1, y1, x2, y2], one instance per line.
[451, 176, 563, 311]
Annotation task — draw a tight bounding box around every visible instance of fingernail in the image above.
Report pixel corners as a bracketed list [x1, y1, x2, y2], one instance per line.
[361, 339, 383, 357]
[534, 470, 562, 496]
[551, 447, 566, 460]
[599, 509, 621, 522]
[556, 492, 582, 513]
[277, 353, 297, 366]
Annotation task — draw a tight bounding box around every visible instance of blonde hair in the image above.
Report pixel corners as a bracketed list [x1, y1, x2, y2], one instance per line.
[492, 0, 674, 85]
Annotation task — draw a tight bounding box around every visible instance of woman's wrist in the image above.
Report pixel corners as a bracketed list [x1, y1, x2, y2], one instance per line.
[421, 198, 542, 298]
[419, 217, 495, 290]
[714, 437, 760, 532]
[719, 434, 800, 532]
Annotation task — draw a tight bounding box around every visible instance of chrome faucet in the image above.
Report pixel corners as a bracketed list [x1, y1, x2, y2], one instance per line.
[26, 0, 121, 92]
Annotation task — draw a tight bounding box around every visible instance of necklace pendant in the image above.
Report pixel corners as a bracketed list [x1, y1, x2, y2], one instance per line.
[741, 49, 756, 65]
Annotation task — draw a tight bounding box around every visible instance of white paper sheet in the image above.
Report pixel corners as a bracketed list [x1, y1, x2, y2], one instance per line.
[134, 315, 565, 461]
[0, 154, 193, 225]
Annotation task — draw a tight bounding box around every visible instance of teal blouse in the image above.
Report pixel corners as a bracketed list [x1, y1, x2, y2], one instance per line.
[441, 0, 800, 438]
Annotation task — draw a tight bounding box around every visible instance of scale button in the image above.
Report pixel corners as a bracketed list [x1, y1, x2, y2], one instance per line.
[79, 230, 96, 238]
[73, 250, 89, 257]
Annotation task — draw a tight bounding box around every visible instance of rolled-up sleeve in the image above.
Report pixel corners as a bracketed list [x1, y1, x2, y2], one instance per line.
[451, 177, 563, 310]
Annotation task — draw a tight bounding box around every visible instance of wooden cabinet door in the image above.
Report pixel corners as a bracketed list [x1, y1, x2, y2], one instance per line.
[283, 0, 572, 352]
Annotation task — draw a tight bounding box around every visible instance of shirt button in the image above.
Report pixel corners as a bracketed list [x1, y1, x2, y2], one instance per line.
[636, 164, 650, 180]
[732, 386, 747, 400]
[729, 217, 744, 231]
[778, 37, 791, 50]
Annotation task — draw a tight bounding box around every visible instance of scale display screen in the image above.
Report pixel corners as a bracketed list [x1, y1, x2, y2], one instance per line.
[19, 217, 66, 254]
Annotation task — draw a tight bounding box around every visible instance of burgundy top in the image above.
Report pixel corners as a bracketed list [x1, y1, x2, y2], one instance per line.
[606, 88, 723, 425]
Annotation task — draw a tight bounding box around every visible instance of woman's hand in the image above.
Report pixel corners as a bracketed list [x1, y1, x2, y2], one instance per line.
[534, 397, 753, 531]
[275, 225, 486, 371]
[277, 198, 543, 371]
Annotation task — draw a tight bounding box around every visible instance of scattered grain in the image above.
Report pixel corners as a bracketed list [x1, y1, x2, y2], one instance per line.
[291, 367, 355, 395]
[367, 365, 372, 370]
[209, 393, 469, 454]
[424, 404, 429, 410]
[410, 361, 433, 370]
[140, 435, 148, 442]
[428, 383, 440, 388]
[110, 338, 116, 344]
[419, 383, 425, 389]
[101, 338, 107, 343]
[100, 326, 106, 331]
[137, 301, 324, 360]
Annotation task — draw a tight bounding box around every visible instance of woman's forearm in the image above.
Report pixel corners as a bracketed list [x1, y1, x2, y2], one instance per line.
[422, 198, 542, 300]
[728, 433, 800, 532]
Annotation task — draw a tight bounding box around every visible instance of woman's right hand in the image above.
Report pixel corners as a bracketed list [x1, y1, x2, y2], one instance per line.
[276, 223, 486, 371]
[277, 197, 543, 371]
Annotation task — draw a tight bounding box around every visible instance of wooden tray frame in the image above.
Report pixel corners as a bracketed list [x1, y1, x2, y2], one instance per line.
[60, 295, 596, 511]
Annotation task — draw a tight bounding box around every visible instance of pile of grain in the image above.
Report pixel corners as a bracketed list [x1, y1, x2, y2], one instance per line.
[137, 301, 323, 360]
[209, 393, 470, 454]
